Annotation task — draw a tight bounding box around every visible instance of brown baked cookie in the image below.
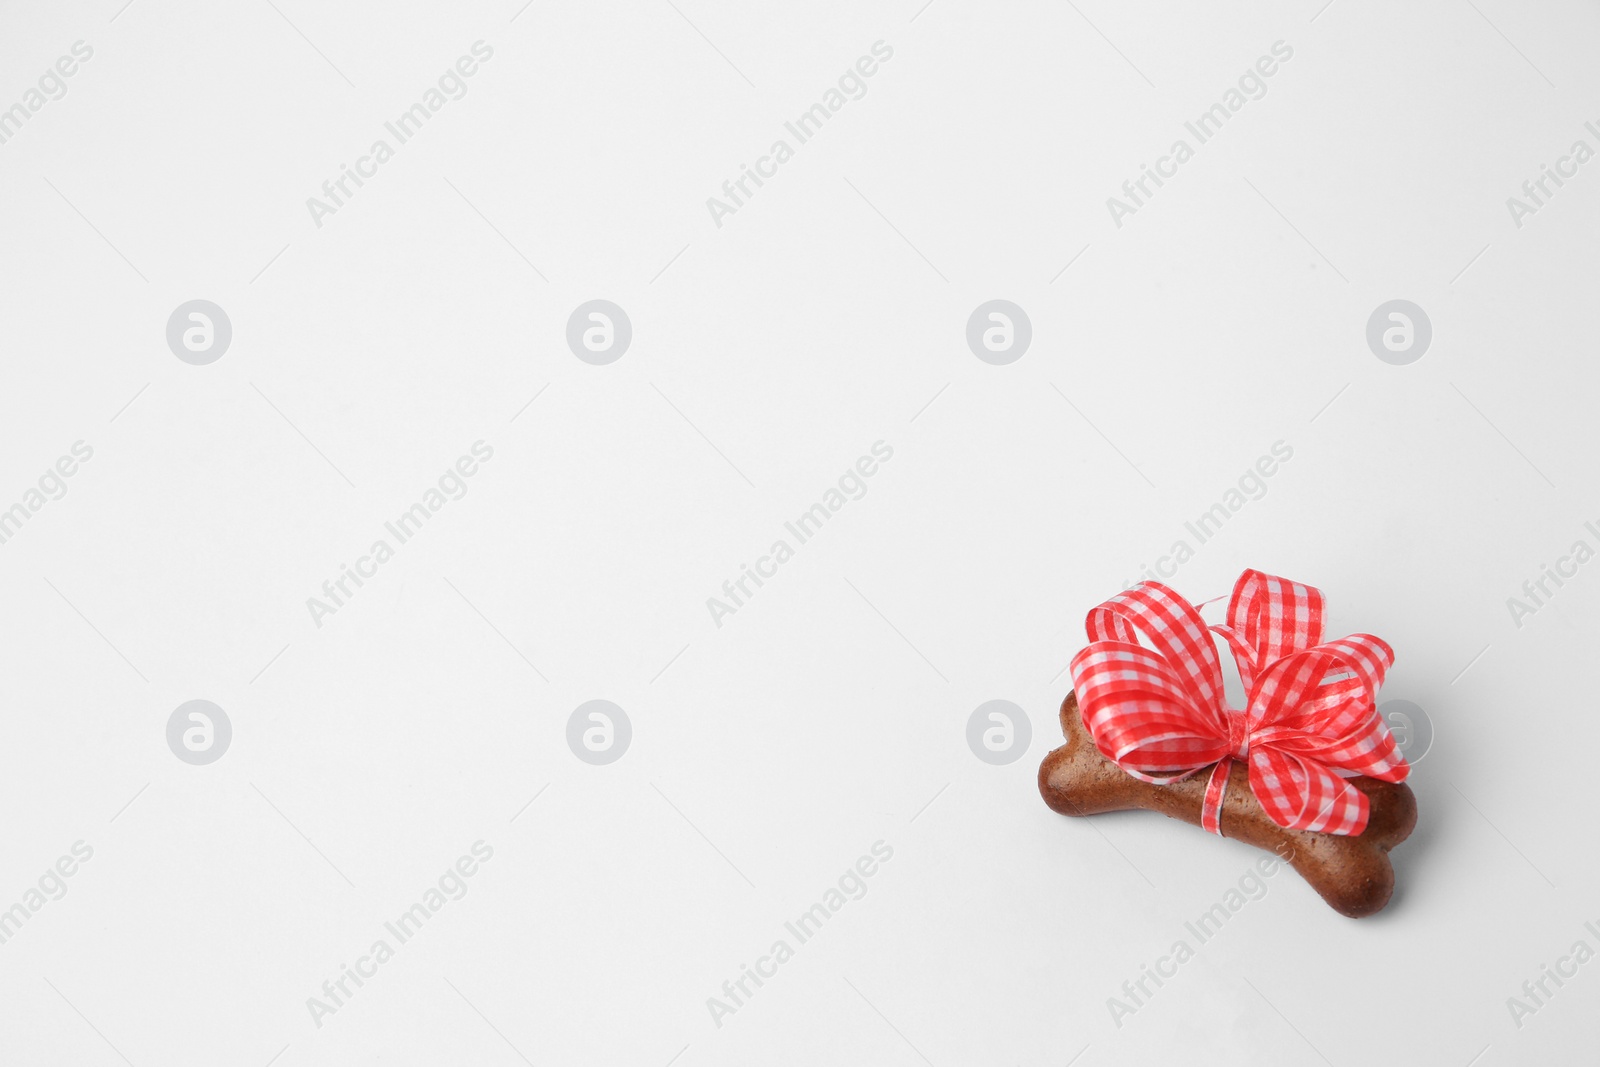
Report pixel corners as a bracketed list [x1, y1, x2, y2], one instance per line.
[1039, 692, 1416, 918]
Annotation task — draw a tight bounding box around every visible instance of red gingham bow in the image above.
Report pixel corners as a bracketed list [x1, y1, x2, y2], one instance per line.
[1068, 569, 1408, 837]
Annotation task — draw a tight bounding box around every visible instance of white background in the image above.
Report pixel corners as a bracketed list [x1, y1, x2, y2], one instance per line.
[1, 1, 1597, 1064]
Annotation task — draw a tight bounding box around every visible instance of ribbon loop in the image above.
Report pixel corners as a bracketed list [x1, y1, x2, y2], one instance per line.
[1085, 582, 1228, 720]
[1069, 570, 1408, 837]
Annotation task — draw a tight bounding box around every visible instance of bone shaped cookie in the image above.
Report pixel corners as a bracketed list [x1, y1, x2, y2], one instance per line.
[1039, 692, 1417, 918]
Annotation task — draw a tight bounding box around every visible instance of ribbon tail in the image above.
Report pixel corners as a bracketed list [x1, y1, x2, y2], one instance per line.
[1201, 756, 1233, 836]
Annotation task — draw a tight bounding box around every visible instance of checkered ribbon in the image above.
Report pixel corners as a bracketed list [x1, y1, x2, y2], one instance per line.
[1068, 570, 1408, 836]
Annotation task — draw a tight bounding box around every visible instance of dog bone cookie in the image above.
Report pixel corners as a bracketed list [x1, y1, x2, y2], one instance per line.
[1040, 569, 1419, 918]
[1039, 691, 1416, 917]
